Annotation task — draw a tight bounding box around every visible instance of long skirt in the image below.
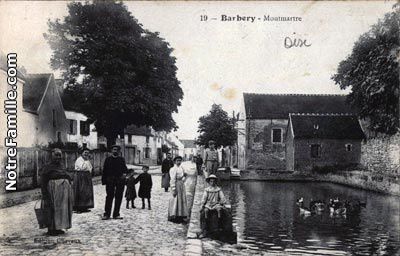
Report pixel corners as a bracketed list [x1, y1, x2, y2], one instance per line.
[168, 179, 188, 222]
[45, 179, 73, 230]
[161, 173, 170, 188]
[72, 171, 94, 210]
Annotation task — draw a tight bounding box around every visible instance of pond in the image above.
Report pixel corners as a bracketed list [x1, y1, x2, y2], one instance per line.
[220, 181, 400, 256]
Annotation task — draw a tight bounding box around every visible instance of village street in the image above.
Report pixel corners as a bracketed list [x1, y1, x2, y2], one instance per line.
[0, 162, 197, 256]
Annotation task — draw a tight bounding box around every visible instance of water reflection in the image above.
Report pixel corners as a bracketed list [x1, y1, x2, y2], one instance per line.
[221, 181, 400, 256]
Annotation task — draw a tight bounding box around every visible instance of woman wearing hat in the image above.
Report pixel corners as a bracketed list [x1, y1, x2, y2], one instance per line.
[201, 174, 226, 219]
[72, 148, 94, 213]
[168, 156, 188, 223]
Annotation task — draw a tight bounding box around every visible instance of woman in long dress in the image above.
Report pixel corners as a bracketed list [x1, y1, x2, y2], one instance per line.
[41, 148, 73, 236]
[168, 156, 188, 223]
[73, 148, 94, 213]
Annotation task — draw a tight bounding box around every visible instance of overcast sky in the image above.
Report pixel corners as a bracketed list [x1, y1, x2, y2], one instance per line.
[0, 1, 395, 140]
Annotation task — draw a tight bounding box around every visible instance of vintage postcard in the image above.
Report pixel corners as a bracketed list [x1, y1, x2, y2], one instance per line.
[0, 1, 399, 255]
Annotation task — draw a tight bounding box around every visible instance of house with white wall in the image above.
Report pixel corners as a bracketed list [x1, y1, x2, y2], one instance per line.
[64, 111, 98, 149]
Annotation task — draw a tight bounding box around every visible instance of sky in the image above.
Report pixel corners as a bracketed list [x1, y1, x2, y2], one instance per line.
[0, 1, 395, 140]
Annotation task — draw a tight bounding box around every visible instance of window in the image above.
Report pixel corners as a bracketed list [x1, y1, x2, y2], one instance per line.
[80, 121, 90, 136]
[68, 119, 77, 135]
[144, 147, 151, 158]
[272, 128, 282, 143]
[310, 144, 321, 158]
[128, 135, 132, 144]
[345, 144, 353, 152]
[52, 109, 56, 127]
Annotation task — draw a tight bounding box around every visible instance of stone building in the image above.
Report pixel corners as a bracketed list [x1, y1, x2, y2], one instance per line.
[286, 113, 365, 172]
[124, 125, 158, 165]
[181, 139, 197, 161]
[237, 93, 355, 170]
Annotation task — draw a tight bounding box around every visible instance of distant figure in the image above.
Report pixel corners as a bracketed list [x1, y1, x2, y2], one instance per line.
[73, 148, 94, 213]
[204, 140, 219, 176]
[125, 169, 137, 209]
[161, 153, 174, 192]
[41, 148, 73, 236]
[201, 175, 226, 219]
[168, 156, 188, 223]
[101, 145, 128, 220]
[135, 166, 153, 210]
[196, 153, 204, 176]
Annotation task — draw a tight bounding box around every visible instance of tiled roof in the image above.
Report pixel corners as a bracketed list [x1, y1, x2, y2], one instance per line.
[290, 113, 365, 140]
[23, 73, 52, 113]
[125, 125, 153, 136]
[243, 93, 355, 119]
[181, 140, 196, 148]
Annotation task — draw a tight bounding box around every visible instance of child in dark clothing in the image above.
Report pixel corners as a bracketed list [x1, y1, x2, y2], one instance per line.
[125, 169, 137, 209]
[135, 166, 153, 210]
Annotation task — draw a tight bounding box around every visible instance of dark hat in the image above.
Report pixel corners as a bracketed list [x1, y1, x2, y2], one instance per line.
[206, 174, 218, 182]
[173, 156, 183, 162]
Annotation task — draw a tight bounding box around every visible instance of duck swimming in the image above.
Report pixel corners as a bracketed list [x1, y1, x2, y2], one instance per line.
[296, 197, 311, 215]
[329, 198, 347, 215]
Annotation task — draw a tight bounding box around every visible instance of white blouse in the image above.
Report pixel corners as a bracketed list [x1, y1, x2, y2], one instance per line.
[74, 156, 93, 173]
[169, 165, 186, 191]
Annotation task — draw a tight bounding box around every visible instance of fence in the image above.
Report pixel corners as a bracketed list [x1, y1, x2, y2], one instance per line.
[0, 147, 110, 193]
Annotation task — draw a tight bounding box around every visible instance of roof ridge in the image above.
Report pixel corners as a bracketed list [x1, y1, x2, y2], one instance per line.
[289, 112, 356, 116]
[27, 73, 53, 75]
[244, 92, 347, 97]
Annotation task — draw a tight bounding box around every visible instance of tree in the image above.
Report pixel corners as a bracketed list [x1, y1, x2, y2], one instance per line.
[332, 5, 399, 135]
[196, 104, 237, 148]
[45, 2, 183, 147]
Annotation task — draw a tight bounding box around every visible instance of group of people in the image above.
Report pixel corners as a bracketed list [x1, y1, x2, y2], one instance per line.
[39, 140, 227, 237]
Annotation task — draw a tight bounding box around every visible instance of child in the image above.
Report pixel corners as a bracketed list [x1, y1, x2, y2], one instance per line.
[125, 169, 136, 209]
[201, 174, 226, 219]
[135, 166, 153, 210]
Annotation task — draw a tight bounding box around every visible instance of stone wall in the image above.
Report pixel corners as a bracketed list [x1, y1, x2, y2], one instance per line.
[246, 119, 287, 170]
[239, 169, 400, 196]
[294, 139, 362, 171]
[360, 132, 400, 175]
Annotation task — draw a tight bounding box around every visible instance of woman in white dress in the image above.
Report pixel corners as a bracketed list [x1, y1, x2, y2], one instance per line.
[168, 156, 188, 223]
[73, 148, 94, 213]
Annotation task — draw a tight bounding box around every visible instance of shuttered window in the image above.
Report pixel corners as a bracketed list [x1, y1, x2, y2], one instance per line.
[68, 119, 77, 135]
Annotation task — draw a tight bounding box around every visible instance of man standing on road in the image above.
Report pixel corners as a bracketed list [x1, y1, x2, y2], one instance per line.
[101, 145, 128, 220]
[161, 152, 174, 192]
[204, 140, 219, 176]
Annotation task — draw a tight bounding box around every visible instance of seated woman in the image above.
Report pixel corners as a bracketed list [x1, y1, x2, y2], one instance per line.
[199, 174, 236, 243]
[201, 175, 226, 219]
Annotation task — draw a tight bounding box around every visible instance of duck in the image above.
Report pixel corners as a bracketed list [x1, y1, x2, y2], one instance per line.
[329, 198, 347, 215]
[309, 199, 325, 213]
[296, 197, 311, 215]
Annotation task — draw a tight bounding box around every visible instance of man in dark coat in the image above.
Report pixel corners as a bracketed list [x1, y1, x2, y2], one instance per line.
[102, 145, 128, 220]
[161, 153, 174, 192]
[196, 153, 204, 176]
